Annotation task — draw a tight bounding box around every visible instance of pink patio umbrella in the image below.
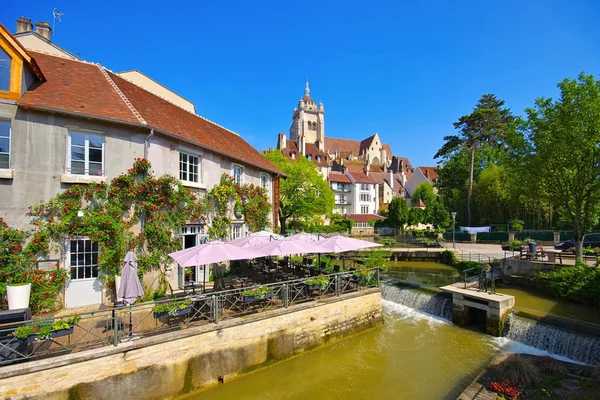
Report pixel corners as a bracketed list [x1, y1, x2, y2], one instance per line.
[229, 234, 282, 248]
[168, 241, 261, 267]
[251, 239, 324, 257]
[315, 236, 382, 253]
[248, 231, 284, 239]
[286, 233, 326, 242]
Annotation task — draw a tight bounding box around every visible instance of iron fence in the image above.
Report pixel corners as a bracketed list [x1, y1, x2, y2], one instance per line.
[0, 268, 379, 367]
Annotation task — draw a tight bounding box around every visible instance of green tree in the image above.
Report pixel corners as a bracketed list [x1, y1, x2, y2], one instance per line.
[524, 73, 600, 261]
[411, 182, 436, 207]
[264, 150, 334, 234]
[387, 198, 409, 231]
[426, 197, 452, 231]
[435, 94, 516, 226]
[407, 207, 425, 227]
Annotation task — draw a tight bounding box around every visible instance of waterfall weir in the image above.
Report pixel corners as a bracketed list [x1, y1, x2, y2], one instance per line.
[505, 314, 600, 365]
[382, 282, 600, 365]
[381, 284, 452, 320]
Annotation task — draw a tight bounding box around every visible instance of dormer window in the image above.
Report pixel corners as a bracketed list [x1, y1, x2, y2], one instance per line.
[290, 152, 296, 160]
[0, 48, 11, 92]
[307, 155, 312, 161]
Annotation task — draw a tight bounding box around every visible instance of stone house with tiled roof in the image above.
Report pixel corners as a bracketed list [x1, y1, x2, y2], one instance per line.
[0, 20, 283, 308]
[404, 166, 441, 200]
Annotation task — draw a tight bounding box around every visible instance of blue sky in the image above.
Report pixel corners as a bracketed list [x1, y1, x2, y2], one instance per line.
[3, 1, 600, 167]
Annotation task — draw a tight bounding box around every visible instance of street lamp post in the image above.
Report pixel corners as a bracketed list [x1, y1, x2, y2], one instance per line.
[451, 212, 457, 250]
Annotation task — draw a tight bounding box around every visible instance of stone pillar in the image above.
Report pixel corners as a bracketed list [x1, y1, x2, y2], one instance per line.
[471, 233, 477, 243]
[451, 294, 468, 326]
[553, 232, 560, 245]
[508, 232, 515, 242]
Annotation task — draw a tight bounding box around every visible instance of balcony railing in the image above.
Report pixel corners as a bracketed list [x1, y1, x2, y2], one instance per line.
[0, 268, 380, 367]
[335, 199, 350, 204]
[332, 187, 350, 192]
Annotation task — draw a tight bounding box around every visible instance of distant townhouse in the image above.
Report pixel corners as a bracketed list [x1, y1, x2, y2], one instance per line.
[404, 166, 440, 201]
[0, 20, 283, 308]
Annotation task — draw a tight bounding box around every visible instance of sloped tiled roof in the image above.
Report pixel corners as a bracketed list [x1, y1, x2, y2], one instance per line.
[325, 137, 361, 156]
[370, 172, 408, 198]
[17, 51, 283, 175]
[418, 166, 440, 184]
[348, 171, 377, 184]
[359, 134, 376, 155]
[382, 143, 392, 156]
[280, 140, 328, 167]
[328, 171, 351, 183]
[345, 214, 385, 223]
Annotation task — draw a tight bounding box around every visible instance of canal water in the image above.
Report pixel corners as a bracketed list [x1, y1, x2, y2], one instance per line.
[185, 296, 501, 400]
[182, 262, 600, 399]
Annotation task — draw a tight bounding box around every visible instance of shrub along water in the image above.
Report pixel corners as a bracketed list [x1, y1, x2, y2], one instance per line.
[535, 262, 600, 307]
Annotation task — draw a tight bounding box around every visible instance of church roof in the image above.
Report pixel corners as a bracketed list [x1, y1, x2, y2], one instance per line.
[382, 143, 392, 156]
[359, 134, 377, 154]
[325, 137, 361, 156]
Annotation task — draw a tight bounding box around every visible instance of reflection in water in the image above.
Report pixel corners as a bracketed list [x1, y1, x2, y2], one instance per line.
[185, 298, 500, 400]
[386, 261, 459, 287]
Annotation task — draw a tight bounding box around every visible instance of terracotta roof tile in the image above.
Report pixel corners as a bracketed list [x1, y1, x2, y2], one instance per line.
[418, 166, 440, 183]
[325, 137, 361, 156]
[18, 52, 283, 175]
[328, 171, 351, 183]
[20, 53, 140, 125]
[382, 143, 392, 156]
[344, 214, 385, 223]
[281, 140, 328, 166]
[348, 171, 377, 184]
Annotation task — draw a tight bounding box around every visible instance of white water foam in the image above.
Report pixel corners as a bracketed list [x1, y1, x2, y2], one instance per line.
[491, 337, 588, 365]
[382, 299, 449, 327]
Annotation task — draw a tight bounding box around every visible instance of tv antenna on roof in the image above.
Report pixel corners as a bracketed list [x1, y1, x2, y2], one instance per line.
[52, 8, 63, 36]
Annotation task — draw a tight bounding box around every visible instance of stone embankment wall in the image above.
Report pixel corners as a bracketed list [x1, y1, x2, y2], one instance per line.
[0, 289, 382, 400]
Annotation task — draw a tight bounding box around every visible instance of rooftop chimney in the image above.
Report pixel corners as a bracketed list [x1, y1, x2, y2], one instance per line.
[16, 17, 32, 34]
[277, 132, 286, 150]
[34, 21, 51, 40]
[389, 169, 393, 189]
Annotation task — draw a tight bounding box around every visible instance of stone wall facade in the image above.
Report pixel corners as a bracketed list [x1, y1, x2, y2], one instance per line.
[0, 290, 382, 400]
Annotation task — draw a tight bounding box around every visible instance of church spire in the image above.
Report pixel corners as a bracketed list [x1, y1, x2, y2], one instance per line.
[303, 79, 313, 102]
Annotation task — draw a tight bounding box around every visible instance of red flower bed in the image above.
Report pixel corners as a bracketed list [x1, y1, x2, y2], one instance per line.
[488, 380, 520, 398]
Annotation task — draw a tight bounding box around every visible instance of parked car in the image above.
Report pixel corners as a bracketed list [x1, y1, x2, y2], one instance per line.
[554, 233, 600, 252]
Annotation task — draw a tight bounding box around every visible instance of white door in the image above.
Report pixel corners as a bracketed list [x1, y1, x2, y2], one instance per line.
[65, 238, 103, 308]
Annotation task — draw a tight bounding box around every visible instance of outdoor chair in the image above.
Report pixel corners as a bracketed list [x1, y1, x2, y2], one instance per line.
[333, 265, 340, 273]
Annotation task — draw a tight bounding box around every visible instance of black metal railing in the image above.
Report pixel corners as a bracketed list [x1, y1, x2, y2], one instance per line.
[0, 269, 379, 367]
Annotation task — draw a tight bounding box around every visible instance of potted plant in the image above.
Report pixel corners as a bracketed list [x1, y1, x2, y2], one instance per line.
[304, 275, 329, 291]
[12, 315, 81, 342]
[242, 286, 272, 304]
[234, 201, 243, 219]
[152, 299, 193, 319]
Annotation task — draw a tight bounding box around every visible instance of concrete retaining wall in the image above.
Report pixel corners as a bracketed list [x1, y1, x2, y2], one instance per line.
[0, 290, 382, 400]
